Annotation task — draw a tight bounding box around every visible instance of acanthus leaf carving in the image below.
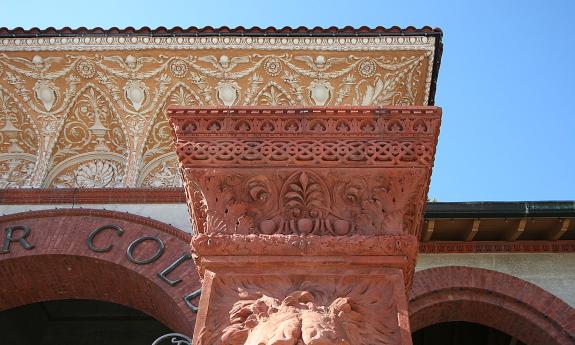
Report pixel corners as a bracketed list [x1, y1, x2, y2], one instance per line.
[183, 168, 425, 237]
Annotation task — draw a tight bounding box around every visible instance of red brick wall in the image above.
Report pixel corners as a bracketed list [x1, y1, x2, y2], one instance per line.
[3, 208, 575, 343]
[0, 209, 199, 335]
[410, 266, 575, 345]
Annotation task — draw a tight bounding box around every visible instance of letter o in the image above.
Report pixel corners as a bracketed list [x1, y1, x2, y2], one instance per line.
[126, 236, 165, 265]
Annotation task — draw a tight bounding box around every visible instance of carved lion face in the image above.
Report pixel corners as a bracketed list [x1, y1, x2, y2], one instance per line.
[221, 290, 362, 345]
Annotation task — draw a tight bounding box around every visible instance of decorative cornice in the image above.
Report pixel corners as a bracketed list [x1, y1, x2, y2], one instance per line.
[0, 34, 437, 52]
[169, 106, 441, 169]
[419, 240, 575, 253]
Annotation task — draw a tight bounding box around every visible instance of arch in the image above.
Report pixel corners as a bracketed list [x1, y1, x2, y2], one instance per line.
[0, 209, 199, 335]
[409, 266, 575, 345]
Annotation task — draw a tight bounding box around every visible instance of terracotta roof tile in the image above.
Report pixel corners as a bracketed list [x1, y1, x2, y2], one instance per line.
[0, 25, 442, 37]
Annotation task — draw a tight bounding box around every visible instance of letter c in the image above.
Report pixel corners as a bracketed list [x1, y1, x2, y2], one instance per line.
[86, 225, 124, 253]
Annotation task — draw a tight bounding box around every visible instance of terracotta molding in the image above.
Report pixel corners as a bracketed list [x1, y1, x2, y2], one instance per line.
[419, 240, 575, 253]
[193, 233, 417, 257]
[0, 188, 186, 204]
[0, 208, 191, 242]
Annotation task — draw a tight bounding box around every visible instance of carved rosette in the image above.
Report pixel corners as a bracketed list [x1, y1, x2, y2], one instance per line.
[169, 106, 440, 345]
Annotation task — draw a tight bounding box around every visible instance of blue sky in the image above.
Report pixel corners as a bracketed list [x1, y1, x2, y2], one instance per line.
[1, 0, 574, 202]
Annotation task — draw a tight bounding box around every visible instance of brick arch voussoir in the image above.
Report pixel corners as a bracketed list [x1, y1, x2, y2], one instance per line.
[409, 266, 575, 345]
[0, 208, 198, 335]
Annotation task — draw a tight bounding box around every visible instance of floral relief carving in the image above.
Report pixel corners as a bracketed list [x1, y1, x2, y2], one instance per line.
[170, 107, 439, 236]
[183, 168, 425, 237]
[0, 158, 35, 188]
[0, 38, 435, 187]
[53, 159, 124, 188]
[139, 157, 182, 188]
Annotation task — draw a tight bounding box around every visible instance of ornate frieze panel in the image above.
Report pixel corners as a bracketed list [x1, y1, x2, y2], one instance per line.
[39, 85, 129, 187]
[0, 35, 437, 189]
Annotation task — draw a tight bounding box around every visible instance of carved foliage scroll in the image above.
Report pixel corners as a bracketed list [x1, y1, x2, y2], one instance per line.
[0, 87, 38, 188]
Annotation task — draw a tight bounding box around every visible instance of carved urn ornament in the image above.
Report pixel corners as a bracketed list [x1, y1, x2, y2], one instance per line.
[169, 106, 441, 345]
[33, 80, 58, 111]
[1, 114, 24, 153]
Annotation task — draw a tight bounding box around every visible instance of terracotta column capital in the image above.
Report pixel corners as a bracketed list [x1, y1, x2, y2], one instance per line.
[170, 106, 441, 345]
